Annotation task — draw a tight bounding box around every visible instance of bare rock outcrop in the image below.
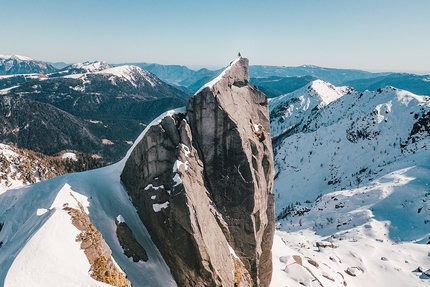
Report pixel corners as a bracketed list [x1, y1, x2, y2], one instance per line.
[115, 218, 148, 262]
[121, 57, 275, 286]
[64, 196, 131, 287]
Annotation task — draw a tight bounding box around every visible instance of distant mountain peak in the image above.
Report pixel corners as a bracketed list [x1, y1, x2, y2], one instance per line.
[270, 80, 353, 139]
[0, 54, 34, 61]
[70, 60, 112, 72]
[307, 79, 353, 105]
[95, 65, 161, 87]
[10, 54, 34, 61]
[0, 54, 57, 75]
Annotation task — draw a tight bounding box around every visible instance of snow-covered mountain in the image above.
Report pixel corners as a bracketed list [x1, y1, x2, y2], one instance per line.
[270, 80, 430, 286]
[0, 54, 57, 75]
[124, 62, 223, 89]
[270, 80, 354, 140]
[69, 60, 112, 73]
[93, 65, 165, 89]
[0, 63, 191, 162]
[271, 82, 430, 202]
[59, 64, 166, 90]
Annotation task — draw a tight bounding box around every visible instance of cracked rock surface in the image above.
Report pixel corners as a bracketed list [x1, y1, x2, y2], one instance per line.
[121, 57, 275, 287]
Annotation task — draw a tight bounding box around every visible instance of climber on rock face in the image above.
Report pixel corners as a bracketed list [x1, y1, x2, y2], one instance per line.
[238, 52, 241, 57]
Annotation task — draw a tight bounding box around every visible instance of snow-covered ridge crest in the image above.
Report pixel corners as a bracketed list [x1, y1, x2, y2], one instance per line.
[63, 64, 161, 87]
[0, 54, 34, 61]
[95, 65, 161, 87]
[270, 80, 352, 138]
[64, 65, 161, 87]
[0, 54, 56, 75]
[70, 60, 112, 72]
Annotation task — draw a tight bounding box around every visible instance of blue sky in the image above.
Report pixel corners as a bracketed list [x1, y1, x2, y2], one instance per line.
[1, 0, 429, 73]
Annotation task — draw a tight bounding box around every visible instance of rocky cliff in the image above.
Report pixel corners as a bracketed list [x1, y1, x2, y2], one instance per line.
[121, 57, 275, 286]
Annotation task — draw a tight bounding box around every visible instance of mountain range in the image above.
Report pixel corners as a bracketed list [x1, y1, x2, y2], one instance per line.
[0, 55, 429, 286]
[122, 61, 430, 98]
[0, 60, 191, 163]
[2, 54, 429, 98]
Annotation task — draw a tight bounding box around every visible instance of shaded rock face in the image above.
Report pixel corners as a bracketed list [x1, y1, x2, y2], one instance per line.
[121, 57, 275, 286]
[115, 219, 148, 262]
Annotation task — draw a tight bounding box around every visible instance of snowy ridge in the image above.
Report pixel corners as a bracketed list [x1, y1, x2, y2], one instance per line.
[270, 83, 430, 286]
[95, 65, 160, 87]
[0, 54, 34, 61]
[63, 65, 162, 88]
[0, 85, 21, 95]
[270, 80, 352, 138]
[70, 61, 112, 72]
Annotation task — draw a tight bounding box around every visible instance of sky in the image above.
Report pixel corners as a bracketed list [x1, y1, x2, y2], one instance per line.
[1, 0, 430, 73]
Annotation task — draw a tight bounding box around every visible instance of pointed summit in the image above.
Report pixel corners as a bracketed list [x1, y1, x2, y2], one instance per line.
[121, 57, 275, 286]
[195, 56, 249, 94]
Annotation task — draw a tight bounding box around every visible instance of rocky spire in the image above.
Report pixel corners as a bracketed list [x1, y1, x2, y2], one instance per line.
[121, 57, 275, 286]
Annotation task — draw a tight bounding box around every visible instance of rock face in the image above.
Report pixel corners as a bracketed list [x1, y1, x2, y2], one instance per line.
[121, 57, 275, 286]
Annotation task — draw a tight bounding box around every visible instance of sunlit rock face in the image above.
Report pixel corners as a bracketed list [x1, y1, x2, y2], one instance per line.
[121, 57, 275, 287]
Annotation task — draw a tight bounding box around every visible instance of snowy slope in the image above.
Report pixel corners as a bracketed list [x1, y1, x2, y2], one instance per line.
[95, 65, 162, 87]
[269, 82, 430, 286]
[271, 84, 430, 213]
[0, 110, 182, 287]
[270, 80, 353, 139]
[70, 61, 112, 73]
